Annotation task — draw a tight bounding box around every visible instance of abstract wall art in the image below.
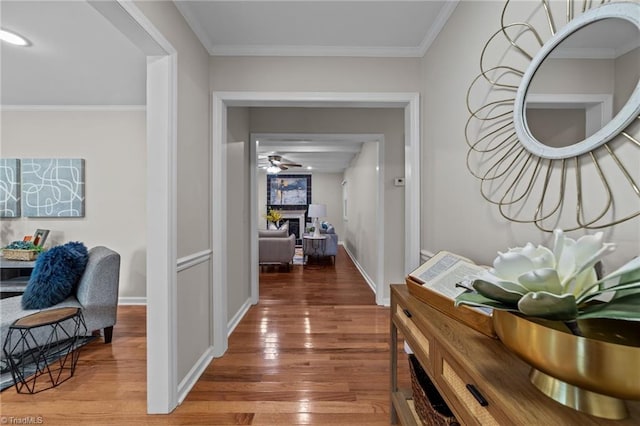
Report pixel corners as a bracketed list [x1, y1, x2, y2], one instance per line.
[267, 174, 310, 206]
[21, 158, 85, 217]
[0, 158, 20, 218]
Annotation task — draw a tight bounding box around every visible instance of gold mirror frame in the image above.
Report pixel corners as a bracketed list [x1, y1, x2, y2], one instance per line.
[466, 0, 640, 232]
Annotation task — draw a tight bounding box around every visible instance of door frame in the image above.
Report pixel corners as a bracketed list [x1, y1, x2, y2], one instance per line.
[91, 1, 178, 413]
[212, 91, 420, 354]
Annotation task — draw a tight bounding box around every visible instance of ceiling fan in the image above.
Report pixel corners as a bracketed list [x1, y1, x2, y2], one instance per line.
[262, 154, 302, 172]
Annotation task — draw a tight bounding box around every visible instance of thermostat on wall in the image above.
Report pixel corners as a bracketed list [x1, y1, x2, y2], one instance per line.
[394, 177, 405, 186]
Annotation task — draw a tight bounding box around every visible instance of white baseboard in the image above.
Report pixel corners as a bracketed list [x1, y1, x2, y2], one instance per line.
[118, 296, 147, 305]
[342, 244, 377, 298]
[177, 347, 215, 405]
[227, 298, 252, 337]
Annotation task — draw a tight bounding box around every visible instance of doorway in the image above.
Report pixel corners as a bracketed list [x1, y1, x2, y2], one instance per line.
[212, 92, 420, 357]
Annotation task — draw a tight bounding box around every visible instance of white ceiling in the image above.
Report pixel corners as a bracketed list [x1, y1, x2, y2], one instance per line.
[174, 1, 458, 57]
[1, 1, 457, 172]
[256, 134, 367, 174]
[0, 1, 146, 106]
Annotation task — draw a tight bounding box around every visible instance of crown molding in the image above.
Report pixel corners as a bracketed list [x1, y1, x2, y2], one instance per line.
[418, 0, 459, 57]
[209, 44, 423, 57]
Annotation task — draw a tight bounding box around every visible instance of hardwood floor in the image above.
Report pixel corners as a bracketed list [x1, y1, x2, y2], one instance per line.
[1, 246, 409, 425]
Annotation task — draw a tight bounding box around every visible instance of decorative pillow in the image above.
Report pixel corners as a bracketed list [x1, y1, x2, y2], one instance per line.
[280, 221, 289, 232]
[22, 241, 89, 310]
[268, 222, 278, 230]
[325, 225, 335, 234]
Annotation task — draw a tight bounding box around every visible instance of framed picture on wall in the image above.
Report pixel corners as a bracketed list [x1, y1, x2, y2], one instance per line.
[33, 229, 50, 247]
[267, 174, 311, 206]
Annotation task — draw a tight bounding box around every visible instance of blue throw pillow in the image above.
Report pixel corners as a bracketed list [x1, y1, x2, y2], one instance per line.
[22, 242, 89, 310]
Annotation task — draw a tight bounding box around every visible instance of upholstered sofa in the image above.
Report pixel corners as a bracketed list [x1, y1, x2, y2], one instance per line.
[1, 246, 121, 357]
[258, 229, 296, 269]
[303, 223, 338, 263]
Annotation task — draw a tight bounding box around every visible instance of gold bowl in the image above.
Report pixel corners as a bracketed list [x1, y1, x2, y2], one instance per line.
[493, 310, 640, 420]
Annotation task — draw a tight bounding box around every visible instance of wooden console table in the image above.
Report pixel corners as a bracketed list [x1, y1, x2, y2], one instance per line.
[390, 284, 640, 425]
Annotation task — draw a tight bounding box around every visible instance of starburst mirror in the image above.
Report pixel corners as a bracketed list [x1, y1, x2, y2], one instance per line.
[466, 0, 640, 231]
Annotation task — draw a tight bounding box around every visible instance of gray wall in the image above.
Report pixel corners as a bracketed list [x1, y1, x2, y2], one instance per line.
[420, 0, 639, 269]
[226, 107, 251, 322]
[135, 0, 212, 385]
[1, 110, 147, 299]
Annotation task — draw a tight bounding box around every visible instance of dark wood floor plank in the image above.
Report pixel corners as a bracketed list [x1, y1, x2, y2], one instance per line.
[1, 245, 409, 424]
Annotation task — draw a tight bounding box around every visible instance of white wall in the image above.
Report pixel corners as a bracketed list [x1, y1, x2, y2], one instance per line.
[421, 0, 639, 270]
[135, 0, 212, 386]
[0, 109, 146, 299]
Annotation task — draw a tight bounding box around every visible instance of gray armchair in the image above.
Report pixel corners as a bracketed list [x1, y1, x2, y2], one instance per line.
[259, 229, 296, 270]
[1, 246, 121, 353]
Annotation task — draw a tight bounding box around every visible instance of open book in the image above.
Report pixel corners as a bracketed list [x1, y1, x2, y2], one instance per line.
[409, 251, 492, 316]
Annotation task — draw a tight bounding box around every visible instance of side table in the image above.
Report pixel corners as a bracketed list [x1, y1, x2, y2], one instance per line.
[3, 307, 87, 394]
[302, 235, 327, 265]
[0, 258, 36, 299]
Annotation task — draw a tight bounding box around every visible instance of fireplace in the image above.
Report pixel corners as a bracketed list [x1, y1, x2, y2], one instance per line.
[280, 209, 306, 245]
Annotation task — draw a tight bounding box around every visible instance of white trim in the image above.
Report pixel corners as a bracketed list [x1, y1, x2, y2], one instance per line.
[0, 105, 146, 111]
[177, 347, 215, 405]
[118, 297, 147, 305]
[177, 249, 212, 272]
[342, 243, 378, 302]
[250, 138, 259, 306]
[375, 135, 385, 306]
[108, 0, 179, 415]
[209, 44, 424, 58]
[418, 0, 459, 56]
[227, 299, 252, 337]
[212, 93, 229, 357]
[145, 53, 178, 414]
[404, 94, 421, 275]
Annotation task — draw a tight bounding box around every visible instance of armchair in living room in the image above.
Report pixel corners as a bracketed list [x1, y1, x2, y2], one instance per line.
[258, 229, 296, 270]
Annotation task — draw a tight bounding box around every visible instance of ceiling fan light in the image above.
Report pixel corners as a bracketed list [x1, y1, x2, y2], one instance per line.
[0, 29, 29, 46]
[266, 165, 281, 174]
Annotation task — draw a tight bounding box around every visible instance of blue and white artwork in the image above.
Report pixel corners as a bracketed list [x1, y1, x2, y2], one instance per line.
[269, 176, 308, 205]
[0, 159, 20, 217]
[22, 158, 85, 217]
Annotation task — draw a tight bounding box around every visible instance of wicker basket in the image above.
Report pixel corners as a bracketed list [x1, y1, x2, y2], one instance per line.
[408, 354, 459, 426]
[2, 249, 38, 261]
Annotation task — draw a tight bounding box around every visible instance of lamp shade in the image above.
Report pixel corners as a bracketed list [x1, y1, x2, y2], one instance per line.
[308, 203, 327, 218]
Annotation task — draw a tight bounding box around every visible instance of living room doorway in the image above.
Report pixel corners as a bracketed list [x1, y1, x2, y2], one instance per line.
[213, 92, 420, 358]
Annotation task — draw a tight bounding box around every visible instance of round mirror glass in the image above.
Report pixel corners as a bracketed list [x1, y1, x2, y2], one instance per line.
[525, 18, 639, 149]
[513, 2, 640, 160]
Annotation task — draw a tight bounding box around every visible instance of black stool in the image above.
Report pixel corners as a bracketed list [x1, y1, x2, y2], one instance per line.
[3, 307, 87, 393]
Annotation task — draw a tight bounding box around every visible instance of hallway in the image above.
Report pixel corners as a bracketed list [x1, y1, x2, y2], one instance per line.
[179, 245, 406, 424]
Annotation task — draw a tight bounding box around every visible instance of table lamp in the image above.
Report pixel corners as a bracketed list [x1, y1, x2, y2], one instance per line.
[307, 204, 327, 238]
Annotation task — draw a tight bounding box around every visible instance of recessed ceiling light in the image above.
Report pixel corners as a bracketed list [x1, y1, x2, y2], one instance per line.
[0, 29, 29, 46]
[307, 166, 312, 170]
